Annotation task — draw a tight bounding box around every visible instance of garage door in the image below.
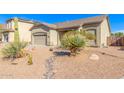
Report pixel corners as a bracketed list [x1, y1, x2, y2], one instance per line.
[87, 29, 96, 46]
[34, 35, 47, 45]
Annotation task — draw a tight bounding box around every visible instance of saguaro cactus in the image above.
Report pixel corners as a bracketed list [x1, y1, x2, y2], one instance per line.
[14, 17, 20, 43]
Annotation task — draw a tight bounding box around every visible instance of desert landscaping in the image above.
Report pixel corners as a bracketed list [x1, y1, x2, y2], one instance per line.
[0, 45, 124, 79]
[0, 15, 124, 79]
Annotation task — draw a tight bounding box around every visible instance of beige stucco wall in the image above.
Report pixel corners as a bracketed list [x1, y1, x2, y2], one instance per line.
[100, 18, 111, 47]
[5, 20, 34, 42]
[9, 32, 14, 42]
[18, 21, 34, 42]
[49, 30, 58, 46]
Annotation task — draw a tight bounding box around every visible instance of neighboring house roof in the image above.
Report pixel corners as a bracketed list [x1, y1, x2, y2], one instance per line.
[0, 24, 14, 33]
[0, 24, 6, 29]
[55, 15, 107, 29]
[0, 24, 3, 29]
[1, 29, 14, 33]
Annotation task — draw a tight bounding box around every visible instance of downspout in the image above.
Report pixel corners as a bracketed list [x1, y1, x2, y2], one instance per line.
[99, 24, 102, 48]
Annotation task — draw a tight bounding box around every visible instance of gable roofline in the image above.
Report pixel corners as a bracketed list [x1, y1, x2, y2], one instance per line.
[30, 22, 57, 30]
[6, 17, 41, 24]
[6, 17, 57, 29]
[106, 15, 111, 34]
[55, 15, 108, 29]
[6, 15, 110, 31]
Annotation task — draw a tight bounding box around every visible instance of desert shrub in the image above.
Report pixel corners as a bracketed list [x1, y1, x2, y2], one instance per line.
[61, 31, 86, 55]
[1, 41, 28, 58]
[61, 30, 95, 55]
[111, 32, 124, 37]
[85, 32, 96, 40]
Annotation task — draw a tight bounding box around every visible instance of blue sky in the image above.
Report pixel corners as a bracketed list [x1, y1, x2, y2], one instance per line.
[0, 14, 124, 33]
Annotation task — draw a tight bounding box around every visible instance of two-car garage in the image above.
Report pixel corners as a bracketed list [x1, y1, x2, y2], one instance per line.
[31, 24, 58, 46]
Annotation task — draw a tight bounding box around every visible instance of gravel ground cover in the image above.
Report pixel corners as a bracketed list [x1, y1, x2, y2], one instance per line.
[53, 47, 124, 79]
[0, 45, 124, 79]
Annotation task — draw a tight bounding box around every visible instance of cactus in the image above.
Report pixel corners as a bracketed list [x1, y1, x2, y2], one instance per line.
[27, 54, 33, 65]
[14, 17, 20, 43]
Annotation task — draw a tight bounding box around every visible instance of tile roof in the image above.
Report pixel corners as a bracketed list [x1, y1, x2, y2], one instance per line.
[6, 15, 108, 30]
[55, 15, 107, 29]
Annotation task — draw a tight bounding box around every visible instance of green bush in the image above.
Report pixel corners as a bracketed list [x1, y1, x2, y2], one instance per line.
[61, 31, 86, 55]
[85, 32, 96, 40]
[61, 30, 95, 55]
[111, 32, 124, 37]
[1, 41, 28, 58]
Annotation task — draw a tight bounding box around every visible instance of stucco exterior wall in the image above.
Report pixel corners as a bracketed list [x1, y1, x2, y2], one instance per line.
[100, 18, 111, 47]
[4, 20, 34, 42]
[9, 32, 14, 42]
[18, 21, 34, 42]
[49, 30, 58, 46]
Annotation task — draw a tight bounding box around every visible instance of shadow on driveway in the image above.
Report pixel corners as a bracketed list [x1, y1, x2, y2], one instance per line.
[53, 51, 71, 56]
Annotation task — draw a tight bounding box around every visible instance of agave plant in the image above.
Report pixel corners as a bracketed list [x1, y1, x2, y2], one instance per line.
[61, 30, 95, 55]
[1, 41, 28, 58]
[61, 31, 86, 55]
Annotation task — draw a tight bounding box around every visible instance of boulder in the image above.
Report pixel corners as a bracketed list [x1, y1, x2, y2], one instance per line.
[89, 54, 99, 61]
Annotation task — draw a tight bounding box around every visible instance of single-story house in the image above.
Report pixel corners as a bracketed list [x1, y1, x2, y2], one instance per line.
[1, 15, 111, 47]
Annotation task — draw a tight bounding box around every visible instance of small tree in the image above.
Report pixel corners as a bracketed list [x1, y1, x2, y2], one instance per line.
[61, 30, 95, 55]
[111, 32, 124, 37]
[1, 41, 28, 58]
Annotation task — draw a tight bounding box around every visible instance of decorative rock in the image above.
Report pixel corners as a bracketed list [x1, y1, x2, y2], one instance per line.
[43, 56, 56, 79]
[89, 54, 99, 61]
